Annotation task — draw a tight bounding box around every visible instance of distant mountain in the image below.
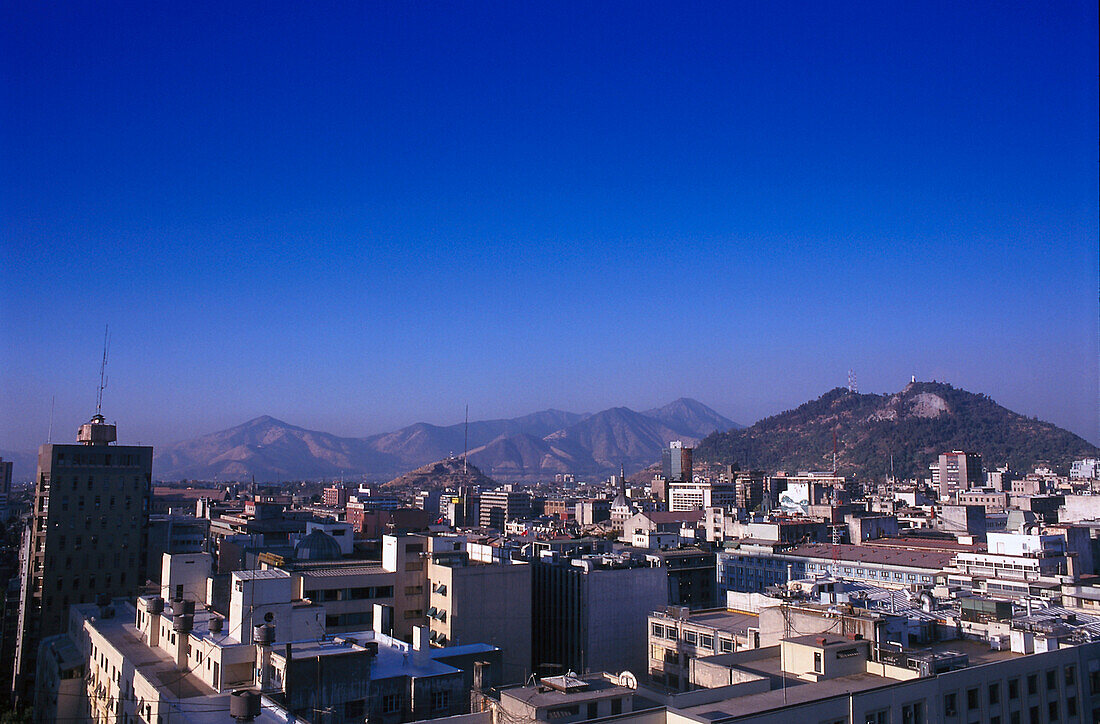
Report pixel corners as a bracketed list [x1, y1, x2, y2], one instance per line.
[643, 398, 740, 438]
[155, 416, 398, 481]
[694, 382, 1100, 480]
[381, 457, 496, 491]
[363, 409, 587, 468]
[154, 400, 734, 482]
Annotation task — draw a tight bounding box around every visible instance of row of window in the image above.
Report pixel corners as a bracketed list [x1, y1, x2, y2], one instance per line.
[303, 585, 394, 602]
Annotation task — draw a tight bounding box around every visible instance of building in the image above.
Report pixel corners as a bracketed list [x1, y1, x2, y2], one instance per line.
[0, 457, 12, 521]
[479, 490, 532, 530]
[12, 414, 152, 703]
[322, 483, 349, 508]
[667, 480, 737, 512]
[645, 548, 718, 609]
[495, 673, 636, 724]
[37, 578, 503, 724]
[648, 606, 761, 690]
[718, 541, 952, 594]
[621, 510, 705, 544]
[662, 442, 693, 487]
[944, 531, 1072, 598]
[531, 553, 666, 677]
[426, 545, 532, 683]
[935, 451, 984, 499]
[576, 499, 611, 525]
[1070, 459, 1099, 480]
[145, 514, 208, 584]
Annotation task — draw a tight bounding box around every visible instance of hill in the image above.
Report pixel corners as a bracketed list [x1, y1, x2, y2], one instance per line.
[381, 457, 496, 491]
[694, 382, 1099, 480]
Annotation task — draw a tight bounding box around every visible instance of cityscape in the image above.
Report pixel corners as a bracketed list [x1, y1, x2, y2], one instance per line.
[2, 3, 1098, 724]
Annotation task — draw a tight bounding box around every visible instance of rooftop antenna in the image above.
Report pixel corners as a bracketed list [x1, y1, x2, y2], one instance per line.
[95, 324, 110, 416]
[48, 395, 55, 443]
[463, 404, 469, 475]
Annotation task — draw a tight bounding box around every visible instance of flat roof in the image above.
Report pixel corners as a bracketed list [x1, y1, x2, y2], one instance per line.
[503, 677, 632, 708]
[654, 609, 759, 635]
[785, 543, 953, 570]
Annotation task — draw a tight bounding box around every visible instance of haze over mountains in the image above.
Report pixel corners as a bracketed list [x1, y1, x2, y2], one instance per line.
[153, 399, 738, 482]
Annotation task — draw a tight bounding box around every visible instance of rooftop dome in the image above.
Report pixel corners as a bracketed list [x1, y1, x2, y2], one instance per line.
[294, 529, 342, 561]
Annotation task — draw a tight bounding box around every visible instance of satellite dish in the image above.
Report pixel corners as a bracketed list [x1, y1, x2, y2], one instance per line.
[618, 671, 638, 689]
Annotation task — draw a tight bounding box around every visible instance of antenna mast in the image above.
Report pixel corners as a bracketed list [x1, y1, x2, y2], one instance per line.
[463, 404, 469, 475]
[847, 369, 857, 393]
[48, 396, 55, 443]
[95, 324, 110, 416]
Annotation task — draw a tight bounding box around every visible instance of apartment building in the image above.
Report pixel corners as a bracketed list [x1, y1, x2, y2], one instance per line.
[479, 490, 532, 530]
[13, 415, 152, 703]
[426, 547, 532, 683]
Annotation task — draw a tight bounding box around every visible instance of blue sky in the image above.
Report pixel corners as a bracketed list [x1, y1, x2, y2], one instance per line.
[2, 1, 1097, 454]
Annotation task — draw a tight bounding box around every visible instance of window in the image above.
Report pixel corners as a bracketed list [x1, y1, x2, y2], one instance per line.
[1028, 706, 1039, 724]
[944, 693, 958, 717]
[587, 703, 599, 719]
[699, 634, 714, 650]
[683, 631, 697, 645]
[611, 698, 622, 715]
[1046, 669, 1057, 690]
[865, 709, 888, 724]
[431, 691, 450, 711]
[901, 702, 924, 724]
[345, 700, 366, 718]
[1047, 701, 1058, 722]
[1065, 696, 1076, 717]
[652, 623, 664, 638]
[1009, 678, 1019, 700]
[382, 694, 399, 713]
[989, 682, 1000, 705]
[1064, 665, 1075, 687]
[1027, 674, 1037, 696]
[814, 651, 823, 673]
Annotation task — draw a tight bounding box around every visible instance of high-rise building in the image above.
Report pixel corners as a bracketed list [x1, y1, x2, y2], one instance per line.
[478, 490, 532, 530]
[11, 414, 152, 702]
[0, 457, 12, 521]
[661, 441, 692, 486]
[935, 451, 984, 499]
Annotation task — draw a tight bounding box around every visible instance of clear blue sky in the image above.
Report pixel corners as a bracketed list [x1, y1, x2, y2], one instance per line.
[2, 1, 1097, 453]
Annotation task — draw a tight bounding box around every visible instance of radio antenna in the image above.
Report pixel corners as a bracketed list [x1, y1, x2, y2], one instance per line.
[95, 324, 110, 416]
[463, 404, 469, 475]
[48, 396, 55, 443]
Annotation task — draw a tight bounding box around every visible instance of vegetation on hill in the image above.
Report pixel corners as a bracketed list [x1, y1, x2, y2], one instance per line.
[694, 382, 1099, 480]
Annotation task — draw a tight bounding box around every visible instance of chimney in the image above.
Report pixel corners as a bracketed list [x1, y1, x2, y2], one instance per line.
[412, 625, 430, 651]
[172, 614, 194, 669]
[254, 624, 275, 690]
[138, 596, 164, 647]
[473, 660, 490, 691]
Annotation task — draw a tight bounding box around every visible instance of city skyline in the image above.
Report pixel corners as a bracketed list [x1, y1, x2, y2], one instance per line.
[3, 2, 1097, 453]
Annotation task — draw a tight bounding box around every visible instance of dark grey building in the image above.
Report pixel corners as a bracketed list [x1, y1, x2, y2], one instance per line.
[531, 554, 666, 677]
[11, 414, 152, 702]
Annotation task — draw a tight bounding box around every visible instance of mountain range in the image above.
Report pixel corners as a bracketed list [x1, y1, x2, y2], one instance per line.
[152, 398, 738, 482]
[694, 381, 1099, 480]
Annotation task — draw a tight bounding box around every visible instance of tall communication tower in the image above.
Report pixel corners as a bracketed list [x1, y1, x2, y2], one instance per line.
[463, 404, 469, 475]
[847, 368, 858, 394]
[96, 324, 110, 415]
